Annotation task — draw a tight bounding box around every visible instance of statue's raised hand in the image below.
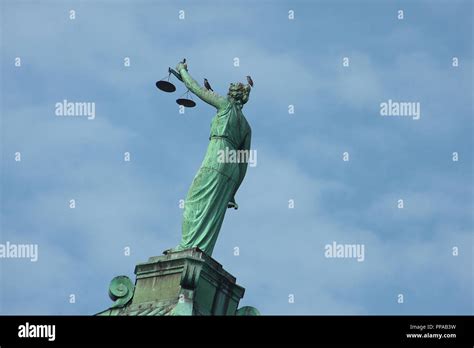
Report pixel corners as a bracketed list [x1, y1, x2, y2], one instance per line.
[176, 61, 188, 72]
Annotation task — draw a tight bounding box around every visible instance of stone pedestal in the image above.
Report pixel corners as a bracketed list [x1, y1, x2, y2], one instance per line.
[97, 247, 258, 316]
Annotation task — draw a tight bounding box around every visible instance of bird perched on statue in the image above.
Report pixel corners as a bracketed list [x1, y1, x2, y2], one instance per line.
[246, 75, 254, 87]
[204, 78, 213, 91]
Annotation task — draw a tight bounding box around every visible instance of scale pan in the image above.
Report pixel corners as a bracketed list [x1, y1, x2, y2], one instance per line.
[176, 98, 196, 107]
[156, 80, 176, 92]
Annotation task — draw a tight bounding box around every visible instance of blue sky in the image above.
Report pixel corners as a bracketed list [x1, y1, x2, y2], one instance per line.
[1, 0, 472, 315]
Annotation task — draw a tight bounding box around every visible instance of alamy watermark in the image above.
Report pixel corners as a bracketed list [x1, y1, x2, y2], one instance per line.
[217, 147, 257, 167]
[324, 241, 365, 262]
[380, 99, 420, 120]
[18, 322, 55, 341]
[0, 241, 38, 262]
[55, 99, 96, 120]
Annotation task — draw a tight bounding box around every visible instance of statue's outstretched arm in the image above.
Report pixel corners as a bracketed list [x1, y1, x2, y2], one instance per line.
[176, 63, 227, 110]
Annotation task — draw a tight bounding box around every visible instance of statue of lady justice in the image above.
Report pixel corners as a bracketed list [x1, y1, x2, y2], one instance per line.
[166, 61, 253, 257]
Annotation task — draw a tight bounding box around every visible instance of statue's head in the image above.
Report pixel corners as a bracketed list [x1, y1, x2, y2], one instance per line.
[227, 82, 251, 106]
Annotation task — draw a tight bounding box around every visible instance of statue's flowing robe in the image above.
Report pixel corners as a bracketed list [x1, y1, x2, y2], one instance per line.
[175, 69, 251, 256]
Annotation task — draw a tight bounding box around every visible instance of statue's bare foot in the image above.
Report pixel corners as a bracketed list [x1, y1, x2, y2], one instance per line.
[163, 246, 183, 255]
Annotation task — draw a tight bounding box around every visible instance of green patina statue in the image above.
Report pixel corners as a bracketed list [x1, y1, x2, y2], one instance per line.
[97, 63, 258, 316]
[169, 61, 253, 256]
